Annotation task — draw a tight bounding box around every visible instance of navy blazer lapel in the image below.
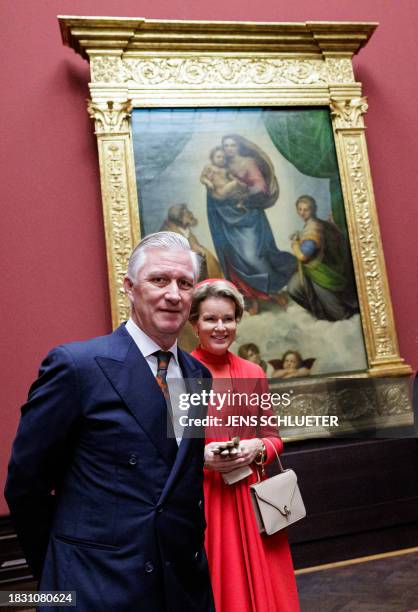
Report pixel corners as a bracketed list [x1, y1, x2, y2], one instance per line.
[159, 349, 209, 503]
[95, 326, 178, 467]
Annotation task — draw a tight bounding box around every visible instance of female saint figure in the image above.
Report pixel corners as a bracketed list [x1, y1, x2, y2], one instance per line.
[288, 195, 359, 321]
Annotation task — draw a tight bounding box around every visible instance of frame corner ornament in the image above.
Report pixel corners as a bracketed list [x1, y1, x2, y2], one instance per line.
[325, 58, 355, 84]
[90, 56, 126, 84]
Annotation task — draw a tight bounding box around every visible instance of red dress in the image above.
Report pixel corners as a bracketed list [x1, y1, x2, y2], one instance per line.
[191, 346, 300, 612]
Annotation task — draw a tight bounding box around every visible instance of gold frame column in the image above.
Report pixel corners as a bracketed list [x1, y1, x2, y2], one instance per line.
[87, 88, 140, 327]
[330, 91, 409, 376]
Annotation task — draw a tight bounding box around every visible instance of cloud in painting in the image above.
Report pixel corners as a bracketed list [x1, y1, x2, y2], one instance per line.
[231, 302, 367, 375]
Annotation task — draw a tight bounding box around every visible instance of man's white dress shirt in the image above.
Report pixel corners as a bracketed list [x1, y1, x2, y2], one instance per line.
[125, 318, 185, 444]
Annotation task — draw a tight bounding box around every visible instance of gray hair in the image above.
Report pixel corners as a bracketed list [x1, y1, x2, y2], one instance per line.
[189, 280, 245, 323]
[127, 231, 201, 281]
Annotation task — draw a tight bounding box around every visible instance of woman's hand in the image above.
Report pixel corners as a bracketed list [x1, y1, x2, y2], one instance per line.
[237, 439, 264, 466]
[204, 439, 263, 473]
[204, 442, 240, 473]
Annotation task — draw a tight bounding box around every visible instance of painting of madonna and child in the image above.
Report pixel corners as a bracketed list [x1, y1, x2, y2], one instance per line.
[132, 107, 368, 377]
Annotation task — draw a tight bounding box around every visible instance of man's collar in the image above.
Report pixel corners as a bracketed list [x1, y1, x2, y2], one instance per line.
[125, 318, 179, 362]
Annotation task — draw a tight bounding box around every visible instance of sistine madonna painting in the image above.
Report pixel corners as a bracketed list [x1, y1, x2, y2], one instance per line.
[132, 107, 367, 377]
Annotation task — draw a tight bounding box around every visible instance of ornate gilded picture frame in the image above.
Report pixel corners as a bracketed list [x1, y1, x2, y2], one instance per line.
[59, 17, 412, 438]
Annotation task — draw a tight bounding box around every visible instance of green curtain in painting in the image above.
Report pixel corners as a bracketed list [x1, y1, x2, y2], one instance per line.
[263, 109, 347, 233]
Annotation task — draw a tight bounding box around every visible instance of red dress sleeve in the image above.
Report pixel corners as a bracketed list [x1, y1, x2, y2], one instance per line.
[256, 367, 284, 464]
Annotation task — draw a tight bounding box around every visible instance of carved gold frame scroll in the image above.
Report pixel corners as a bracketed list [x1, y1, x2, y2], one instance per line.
[59, 17, 411, 383]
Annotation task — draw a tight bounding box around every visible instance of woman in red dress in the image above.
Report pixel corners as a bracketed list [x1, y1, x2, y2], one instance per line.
[189, 279, 300, 612]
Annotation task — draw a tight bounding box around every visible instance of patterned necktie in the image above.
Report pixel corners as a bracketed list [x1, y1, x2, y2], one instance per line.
[154, 350, 172, 399]
[154, 350, 176, 440]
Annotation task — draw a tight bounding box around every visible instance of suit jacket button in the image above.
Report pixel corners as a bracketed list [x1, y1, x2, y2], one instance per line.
[198, 499, 203, 509]
[194, 551, 200, 561]
[144, 561, 154, 573]
[157, 505, 163, 513]
[129, 454, 138, 465]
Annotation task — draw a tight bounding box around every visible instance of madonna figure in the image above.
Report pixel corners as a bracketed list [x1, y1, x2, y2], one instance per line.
[190, 279, 300, 612]
[204, 134, 296, 314]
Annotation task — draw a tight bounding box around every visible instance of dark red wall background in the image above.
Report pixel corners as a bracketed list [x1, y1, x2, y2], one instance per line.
[1, 0, 417, 515]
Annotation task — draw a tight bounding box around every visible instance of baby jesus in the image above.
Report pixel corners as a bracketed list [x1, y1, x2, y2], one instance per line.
[200, 146, 248, 211]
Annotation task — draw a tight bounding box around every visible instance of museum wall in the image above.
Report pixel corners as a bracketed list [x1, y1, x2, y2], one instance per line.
[1, 0, 417, 515]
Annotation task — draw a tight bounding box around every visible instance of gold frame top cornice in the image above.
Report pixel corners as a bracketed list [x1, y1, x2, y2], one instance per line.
[59, 17, 378, 58]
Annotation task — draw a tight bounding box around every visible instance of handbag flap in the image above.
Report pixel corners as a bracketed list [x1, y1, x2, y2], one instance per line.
[252, 469, 298, 515]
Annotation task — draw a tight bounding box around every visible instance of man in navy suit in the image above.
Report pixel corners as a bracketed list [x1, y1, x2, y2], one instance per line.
[5, 232, 215, 611]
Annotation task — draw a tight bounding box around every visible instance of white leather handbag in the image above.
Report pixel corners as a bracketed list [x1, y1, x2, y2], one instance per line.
[250, 438, 306, 535]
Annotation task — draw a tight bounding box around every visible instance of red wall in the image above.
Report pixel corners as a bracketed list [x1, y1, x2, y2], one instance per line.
[1, 0, 417, 515]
